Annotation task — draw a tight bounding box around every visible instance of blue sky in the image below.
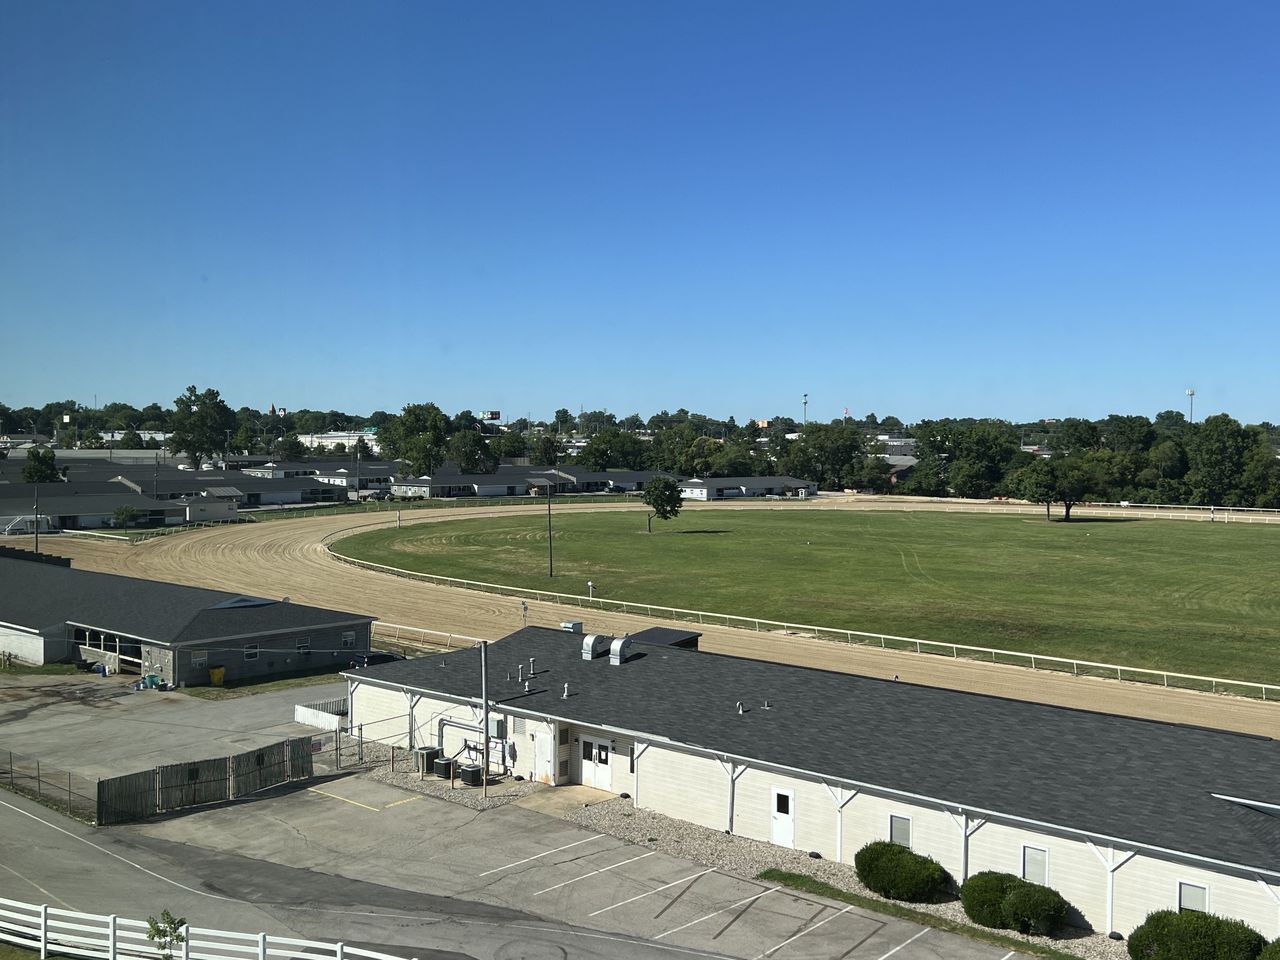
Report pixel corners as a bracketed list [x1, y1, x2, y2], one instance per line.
[3, 1, 1277, 424]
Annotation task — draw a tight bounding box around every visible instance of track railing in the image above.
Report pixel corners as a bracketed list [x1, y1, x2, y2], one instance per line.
[0, 896, 416, 960]
[334, 551, 1280, 702]
[372, 622, 487, 649]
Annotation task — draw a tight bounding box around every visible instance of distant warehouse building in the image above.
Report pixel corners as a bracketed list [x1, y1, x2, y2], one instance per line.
[678, 476, 817, 500]
[0, 555, 374, 685]
[346, 626, 1280, 939]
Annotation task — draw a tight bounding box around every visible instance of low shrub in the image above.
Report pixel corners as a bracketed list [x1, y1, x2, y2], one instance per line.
[1257, 941, 1280, 960]
[960, 872, 1020, 928]
[1002, 881, 1069, 936]
[853, 841, 951, 903]
[1127, 909, 1264, 960]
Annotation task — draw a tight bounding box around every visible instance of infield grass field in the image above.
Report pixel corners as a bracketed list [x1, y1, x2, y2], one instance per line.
[332, 509, 1280, 680]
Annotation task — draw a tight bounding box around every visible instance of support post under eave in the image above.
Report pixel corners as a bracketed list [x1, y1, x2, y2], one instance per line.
[822, 783, 859, 863]
[632, 742, 650, 809]
[1254, 876, 1280, 940]
[944, 809, 985, 883]
[1087, 840, 1136, 936]
[715, 758, 747, 834]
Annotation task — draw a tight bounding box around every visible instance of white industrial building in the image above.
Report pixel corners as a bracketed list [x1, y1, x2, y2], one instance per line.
[678, 476, 817, 500]
[346, 626, 1280, 940]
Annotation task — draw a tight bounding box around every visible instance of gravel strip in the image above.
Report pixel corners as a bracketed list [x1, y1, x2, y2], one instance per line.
[346, 742, 544, 810]
[566, 797, 1128, 960]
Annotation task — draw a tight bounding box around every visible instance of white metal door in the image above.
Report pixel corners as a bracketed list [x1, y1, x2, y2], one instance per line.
[581, 737, 612, 791]
[533, 730, 554, 784]
[771, 788, 795, 848]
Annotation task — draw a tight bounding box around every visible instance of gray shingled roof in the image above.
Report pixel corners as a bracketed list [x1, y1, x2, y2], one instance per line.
[0, 557, 372, 644]
[350, 627, 1280, 874]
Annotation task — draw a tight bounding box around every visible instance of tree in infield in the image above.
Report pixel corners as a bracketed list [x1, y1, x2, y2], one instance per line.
[641, 475, 682, 533]
[1014, 458, 1056, 520]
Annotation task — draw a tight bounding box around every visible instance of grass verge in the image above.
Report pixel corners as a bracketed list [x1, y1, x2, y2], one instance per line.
[0, 663, 79, 676]
[180, 670, 346, 700]
[758, 870, 1081, 960]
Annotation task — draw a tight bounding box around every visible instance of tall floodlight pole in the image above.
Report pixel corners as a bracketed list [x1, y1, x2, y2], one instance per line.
[33, 482, 39, 554]
[546, 482, 554, 577]
[479, 640, 489, 800]
[1186, 388, 1196, 424]
[802, 393, 808, 427]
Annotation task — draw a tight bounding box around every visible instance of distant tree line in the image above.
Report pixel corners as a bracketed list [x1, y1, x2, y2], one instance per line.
[7, 394, 1278, 509]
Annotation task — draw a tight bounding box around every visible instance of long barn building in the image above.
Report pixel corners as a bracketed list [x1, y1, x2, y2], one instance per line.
[346, 625, 1280, 939]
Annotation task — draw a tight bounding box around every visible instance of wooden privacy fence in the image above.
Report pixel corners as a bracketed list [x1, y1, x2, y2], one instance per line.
[0, 895, 418, 960]
[96, 737, 314, 825]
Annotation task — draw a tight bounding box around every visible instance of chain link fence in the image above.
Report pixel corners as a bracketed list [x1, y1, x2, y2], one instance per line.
[0, 747, 98, 822]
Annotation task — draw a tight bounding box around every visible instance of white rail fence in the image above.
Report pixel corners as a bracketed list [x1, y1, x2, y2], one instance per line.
[859, 499, 1280, 524]
[371, 622, 487, 650]
[0, 897, 416, 960]
[334, 551, 1280, 702]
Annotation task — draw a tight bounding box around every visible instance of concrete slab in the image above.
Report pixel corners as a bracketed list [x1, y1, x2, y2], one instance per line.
[516, 782, 614, 816]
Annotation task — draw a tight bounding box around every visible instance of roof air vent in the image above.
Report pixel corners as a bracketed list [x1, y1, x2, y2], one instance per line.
[609, 635, 634, 665]
[581, 634, 612, 660]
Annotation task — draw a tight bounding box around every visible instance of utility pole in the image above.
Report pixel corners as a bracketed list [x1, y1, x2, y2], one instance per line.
[32, 483, 39, 554]
[802, 393, 808, 428]
[1186, 387, 1196, 424]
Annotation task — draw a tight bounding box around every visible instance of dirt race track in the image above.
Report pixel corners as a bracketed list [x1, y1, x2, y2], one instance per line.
[13, 497, 1279, 738]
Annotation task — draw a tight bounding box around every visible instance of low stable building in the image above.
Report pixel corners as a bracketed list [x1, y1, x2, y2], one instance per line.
[0, 555, 373, 684]
[678, 476, 817, 500]
[346, 626, 1280, 939]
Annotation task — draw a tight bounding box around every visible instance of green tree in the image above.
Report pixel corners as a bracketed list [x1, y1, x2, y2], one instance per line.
[119, 428, 144, 449]
[1051, 456, 1091, 521]
[447, 430, 498, 474]
[1013, 458, 1056, 519]
[167, 386, 236, 469]
[1051, 418, 1101, 454]
[552, 408, 576, 434]
[22, 448, 59, 483]
[850, 455, 893, 493]
[1185, 413, 1250, 505]
[641, 475, 682, 533]
[529, 433, 562, 466]
[378, 403, 450, 471]
[231, 424, 258, 455]
[1241, 432, 1280, 508]
[274, 433, 308, 460]
[576, 427, 646, 471]
[354, 436, 373, 459]
[145, 910, 187, 960]
[489, 430, 529, 460]
[112, 505, 138, 530]
[1102, 414, 1155, 454]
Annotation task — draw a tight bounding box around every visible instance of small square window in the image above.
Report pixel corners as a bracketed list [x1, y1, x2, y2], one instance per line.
[558, 727, 569, 746]
[1179, 882, 1208, 913]
[341, 631, 355, 649]
[775, 793, 790, 815]
[243, 643, 259, 662]
[1022, 846, 1048, 886]
[889, 815, 912, 848]
[191, 650, 208, 669]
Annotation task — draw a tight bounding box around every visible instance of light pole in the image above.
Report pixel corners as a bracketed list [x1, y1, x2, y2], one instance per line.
[587, 581, 594, 600]
[1186, 388, 1196, 424]
[545, 482, 554, 577]
[32, 482, 40, 554]
[802, 393, 808, 428]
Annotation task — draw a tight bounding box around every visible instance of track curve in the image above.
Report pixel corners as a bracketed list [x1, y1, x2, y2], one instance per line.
[14, 498, 1278, 737]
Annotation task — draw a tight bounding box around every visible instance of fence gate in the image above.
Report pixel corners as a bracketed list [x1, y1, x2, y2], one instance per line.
[158, 757, 230, 811]
[96, 769, 158, 826]
[288, 736, 314, 780]
[231, 740, 290, 797]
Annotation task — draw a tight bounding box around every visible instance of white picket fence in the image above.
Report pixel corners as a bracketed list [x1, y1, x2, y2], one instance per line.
[336, 552, 1280, 701]
[0, 897, 415, 960]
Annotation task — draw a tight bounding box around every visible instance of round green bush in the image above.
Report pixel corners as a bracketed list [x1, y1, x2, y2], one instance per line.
[1257, 941, 1280, 960]
[853, 841, 951, 903]
[1128, 909, 1265, 960]
[960, 872, 1020, 928]
[1002, 881, 1069, 936]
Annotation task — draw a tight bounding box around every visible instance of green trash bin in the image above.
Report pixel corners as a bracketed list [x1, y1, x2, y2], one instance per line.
[144, 674, 161, 689]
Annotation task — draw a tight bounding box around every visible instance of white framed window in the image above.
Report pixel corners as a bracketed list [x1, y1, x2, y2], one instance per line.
[296, 637, 311, 653]
[1022, 845, 1048, 886]
[243, 643, 259, 661]
[190, 650, 208, 670]
[889, 814, 912, 848]
[1178, 881, 1208, 913]
[341, 631, 355, 648]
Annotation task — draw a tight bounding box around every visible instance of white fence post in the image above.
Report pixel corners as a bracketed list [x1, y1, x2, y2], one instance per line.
[39, 904, 48, 960]
[182, 924, 191, 960]
[336, 943, 345, 960]
[109, 914, 117, 960]
[259, 931, 268, 960]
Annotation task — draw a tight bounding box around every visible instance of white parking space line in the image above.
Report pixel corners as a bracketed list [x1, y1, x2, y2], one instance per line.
[999, 952, 1017, 960]
[654, 886, 780, 940]
[534, 851, 657, 896]
[754, 904, 853, 959]
[476, 834, 607, 877]
[877, 927, 929, 960]
[589, 868, 716, 916]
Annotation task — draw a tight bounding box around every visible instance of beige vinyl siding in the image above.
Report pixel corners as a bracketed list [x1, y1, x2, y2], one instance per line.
[844, 794, 961, 877]
[968, 820, 1105, 931]
[733, 767, 837, 857]
[349, 682, 413, 747]
[1114, 855, 1280, 938]
[635, 745, 730, 831]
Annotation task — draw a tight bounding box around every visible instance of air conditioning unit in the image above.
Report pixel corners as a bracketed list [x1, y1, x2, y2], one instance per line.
[459, 763, 484, 787]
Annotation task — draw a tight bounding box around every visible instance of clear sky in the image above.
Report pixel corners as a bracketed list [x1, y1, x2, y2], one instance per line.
[3, 1, 1277, 425]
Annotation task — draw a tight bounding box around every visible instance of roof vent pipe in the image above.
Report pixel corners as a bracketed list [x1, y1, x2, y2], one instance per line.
[763, 699, 772, 710]
[529, 657, 536, 675]
[518, 664, 524, 682]
[736, 701, 744, 715]
[524, 680, 530, 693]
[562, 682, 570, 700]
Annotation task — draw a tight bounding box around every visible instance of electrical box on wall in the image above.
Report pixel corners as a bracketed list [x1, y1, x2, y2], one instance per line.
[488, 716, 506, 739]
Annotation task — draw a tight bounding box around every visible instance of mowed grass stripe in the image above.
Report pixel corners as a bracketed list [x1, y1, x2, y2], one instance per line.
[332, 510, 1280, 680]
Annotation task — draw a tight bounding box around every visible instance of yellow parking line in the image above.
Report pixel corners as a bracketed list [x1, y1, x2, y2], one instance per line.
[383, 796, 422, 809]
[306, 787, 379, 812]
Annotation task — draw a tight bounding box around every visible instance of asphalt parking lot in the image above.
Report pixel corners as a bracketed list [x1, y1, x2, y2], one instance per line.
[133, 775, 1021, 960]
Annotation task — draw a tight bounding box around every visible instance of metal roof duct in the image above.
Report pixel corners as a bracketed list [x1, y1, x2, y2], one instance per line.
[609, 635, 634, 665]
[581, 634, 612, 660]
